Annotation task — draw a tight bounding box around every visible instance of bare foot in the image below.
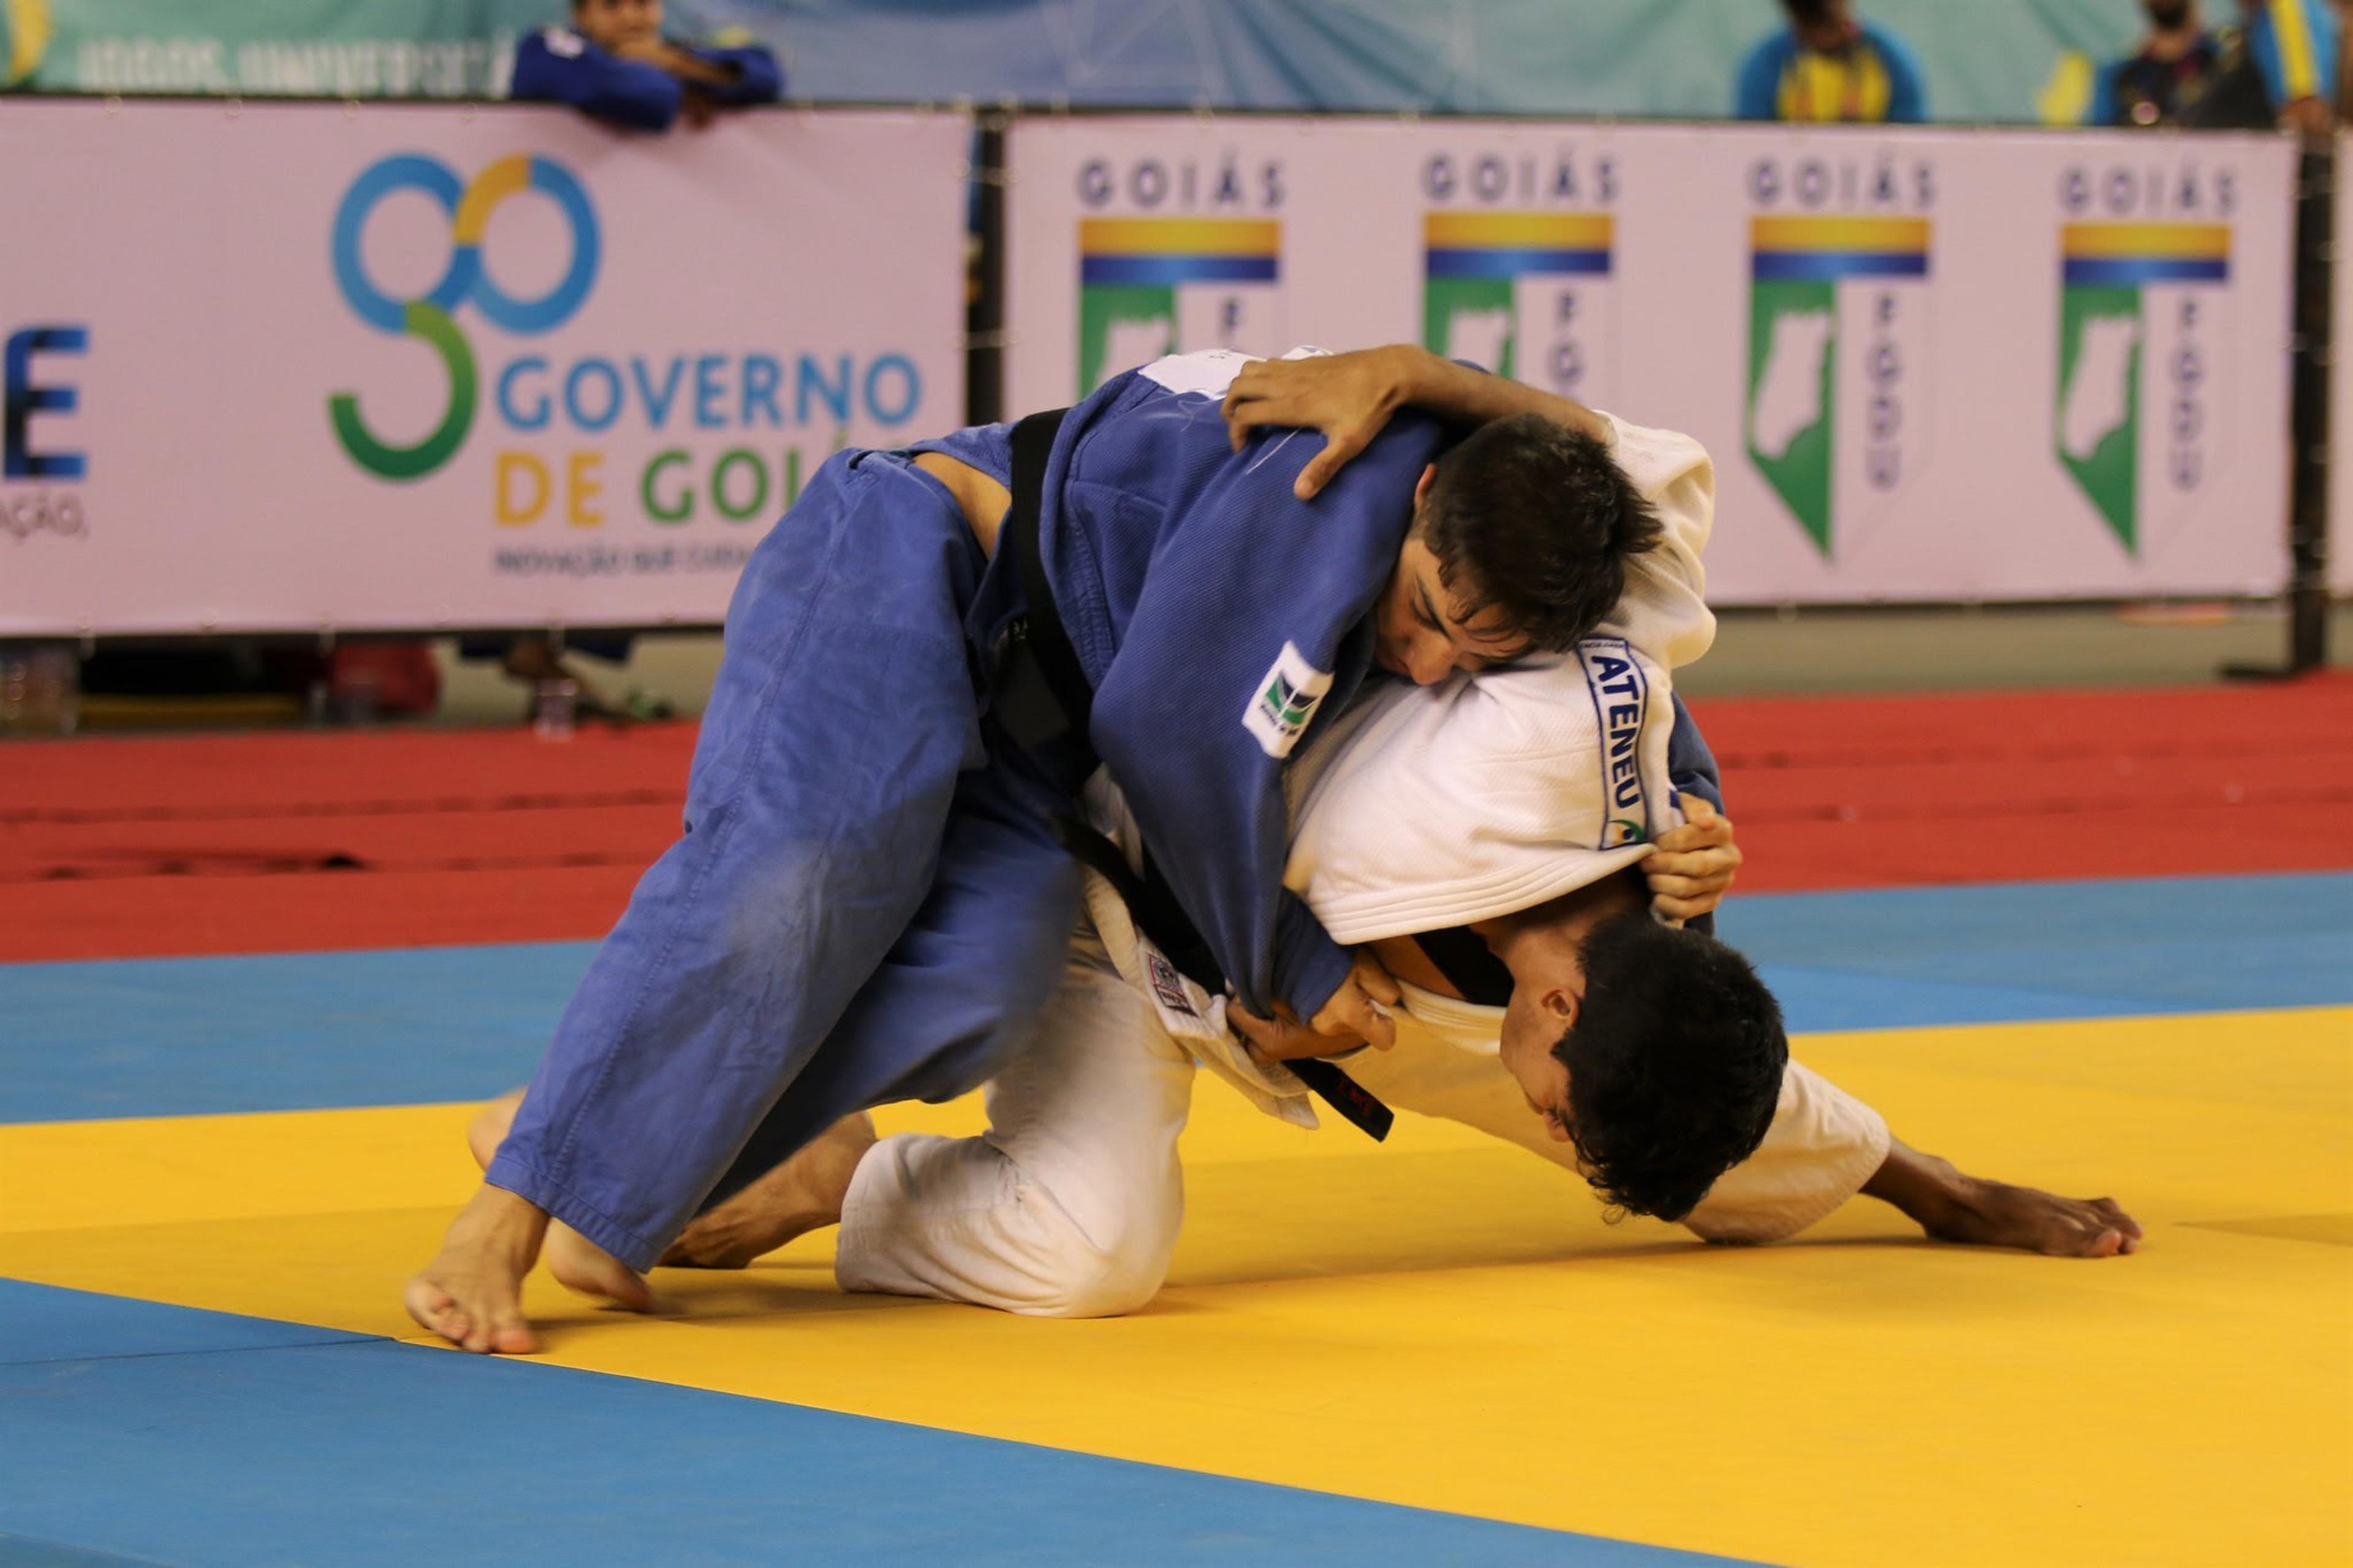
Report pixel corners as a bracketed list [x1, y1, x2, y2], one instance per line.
[1925, 1176, 2144, 1259]
[460, 1087, 659, 1313]
[466, 1088, 527, 1170]
[660, 1112, 878, 1269]
[545, 1224, 662, 1311]
[404, 1184, 550, 1353]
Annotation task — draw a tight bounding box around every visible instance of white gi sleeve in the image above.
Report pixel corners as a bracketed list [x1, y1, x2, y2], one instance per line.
[1681, 1059, 1893, 1243]
[1592, 414, 1716, 672]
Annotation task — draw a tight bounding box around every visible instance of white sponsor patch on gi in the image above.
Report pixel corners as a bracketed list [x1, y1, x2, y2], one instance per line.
[1139, 348, 1253, 399]
[1144, 950, 1199, 1020]
[1242, 640, 1333, 759]
[1577, 637, 1650, 849]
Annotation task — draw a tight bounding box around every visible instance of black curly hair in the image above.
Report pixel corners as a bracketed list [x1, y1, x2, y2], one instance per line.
[1555, 911, 1789, 1222]
[1415, 412, 1661, 656]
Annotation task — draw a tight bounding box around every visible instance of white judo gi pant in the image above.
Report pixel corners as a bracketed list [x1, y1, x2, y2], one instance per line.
[833, 931, 1893, 1318]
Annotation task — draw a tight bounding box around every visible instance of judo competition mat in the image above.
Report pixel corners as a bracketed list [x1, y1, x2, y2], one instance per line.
[4, 678, 2350, 1567]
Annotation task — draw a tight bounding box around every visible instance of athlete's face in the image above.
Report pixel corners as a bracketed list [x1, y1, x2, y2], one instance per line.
[575, 0, 663, 53]
[1373, 468, 1531, 686]
[1498, 979, 1577, 1144]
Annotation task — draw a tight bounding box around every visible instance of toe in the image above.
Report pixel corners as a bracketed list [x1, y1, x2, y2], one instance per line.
[404, 1278, 471, 1346]
[490, 1320, 540, 1355]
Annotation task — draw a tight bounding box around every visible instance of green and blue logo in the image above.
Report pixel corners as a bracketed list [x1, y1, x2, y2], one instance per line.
[329, 153, 600, 480]
[2054, 221, 2229, 553]
[1745, 214, 1931, 556]
[1077, 218, 1279, 396]
[1420, 210, 1612, 388]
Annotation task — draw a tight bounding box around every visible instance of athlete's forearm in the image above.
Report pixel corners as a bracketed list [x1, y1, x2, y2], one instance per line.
[1390, 346, 1610, 442]
[1859, 1137, 1971, 1232]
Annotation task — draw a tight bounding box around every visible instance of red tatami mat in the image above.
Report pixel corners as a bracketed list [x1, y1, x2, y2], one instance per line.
[4, 675, 2352, 961]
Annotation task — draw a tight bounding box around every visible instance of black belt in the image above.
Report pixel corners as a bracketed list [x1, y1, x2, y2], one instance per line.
[998, 409, 1392, 1143]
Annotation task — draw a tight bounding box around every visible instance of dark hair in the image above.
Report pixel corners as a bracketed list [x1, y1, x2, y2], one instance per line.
[1554, 911, 1788, 1222]
[1780, 0, 1843, 26]
[1415, 412, 1662, 656]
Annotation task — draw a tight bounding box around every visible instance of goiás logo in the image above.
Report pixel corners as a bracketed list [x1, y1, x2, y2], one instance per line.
[1076, 152, 1285, 396]
[327, 152, 926, 540]
[1420, 146, 1618, 405]
[2053, 161, 2236, 556]
[1743, 153, 1934, 559]
[3, 321, 89, 545]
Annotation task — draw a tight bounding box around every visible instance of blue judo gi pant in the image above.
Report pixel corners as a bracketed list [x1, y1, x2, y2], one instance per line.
[487, 451, 1083, 1272]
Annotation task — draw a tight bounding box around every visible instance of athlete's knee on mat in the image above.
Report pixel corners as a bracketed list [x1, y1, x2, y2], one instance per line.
[852, 1135, 1172, 1317]
[1004, 1164, 1178, 1317]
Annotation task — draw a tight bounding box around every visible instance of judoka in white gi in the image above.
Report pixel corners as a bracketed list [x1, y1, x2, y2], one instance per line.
[481, 348, 2142, 1316]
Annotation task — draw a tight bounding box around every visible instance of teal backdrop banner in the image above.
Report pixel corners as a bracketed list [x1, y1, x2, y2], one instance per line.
[2, 1, 2169, 124]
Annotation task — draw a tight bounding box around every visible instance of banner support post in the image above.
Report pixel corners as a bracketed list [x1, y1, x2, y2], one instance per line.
[2227, 138, 2333, 680]
[966, 111, 1009, 426]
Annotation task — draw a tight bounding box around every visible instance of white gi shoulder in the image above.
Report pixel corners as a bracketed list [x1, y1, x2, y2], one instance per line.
[1137, 349, 1256, 399]
[1135, 345, 1331, 400]
[1593, 411, 1715, 672]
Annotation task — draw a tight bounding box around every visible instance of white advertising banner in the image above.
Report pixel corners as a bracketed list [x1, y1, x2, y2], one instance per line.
[0, 100, 968, 635]
[1007, 118, 2295, 604]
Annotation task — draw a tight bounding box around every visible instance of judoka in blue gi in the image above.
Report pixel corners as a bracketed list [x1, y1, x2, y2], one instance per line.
[406, 349, 1665, 1354]
[510, 0, 782, 133]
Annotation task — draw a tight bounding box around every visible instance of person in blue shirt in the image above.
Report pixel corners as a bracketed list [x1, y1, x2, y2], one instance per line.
[403, 349, 1669, 1353]
[1733, 0, 1927, 124]
[510, 0, 782, 133]
[2090, 0, 2337, 132]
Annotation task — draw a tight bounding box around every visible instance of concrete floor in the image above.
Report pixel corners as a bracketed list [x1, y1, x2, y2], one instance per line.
[428, 602, 2353, 726]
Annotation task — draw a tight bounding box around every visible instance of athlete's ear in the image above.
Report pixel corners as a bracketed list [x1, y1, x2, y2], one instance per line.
[1542, 983, 1580, 1030]
[1413, 463, 1436, 507]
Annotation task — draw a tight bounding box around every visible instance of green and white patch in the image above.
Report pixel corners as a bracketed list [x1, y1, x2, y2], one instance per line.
[1243, 640, 1333, 759]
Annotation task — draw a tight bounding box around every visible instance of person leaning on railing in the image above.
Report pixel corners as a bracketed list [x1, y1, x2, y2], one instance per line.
[2087, 0, 2338, 132]
[1733, 0, 1927, 125]
[509, 0, 782, 133]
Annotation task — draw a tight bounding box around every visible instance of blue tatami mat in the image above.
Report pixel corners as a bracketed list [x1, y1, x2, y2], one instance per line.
[1720, 871, 2353, 1030]
[0, 1282, 1747, 1568]
[3, 873, 2347, 1124]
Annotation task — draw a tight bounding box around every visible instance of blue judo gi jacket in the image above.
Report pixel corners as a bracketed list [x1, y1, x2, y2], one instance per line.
[509, 25, 782, 131]
[922, 354, 1450, 1021]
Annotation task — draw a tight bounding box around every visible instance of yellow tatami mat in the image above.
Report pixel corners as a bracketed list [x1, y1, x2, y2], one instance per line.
[5, 1008, 2349, 1567]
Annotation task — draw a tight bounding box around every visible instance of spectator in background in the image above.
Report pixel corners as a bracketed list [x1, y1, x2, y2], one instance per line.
[511, 0, 782, 132]
[484, 0, 779, 719]
[2091, 0, 2336, 131]
[1734, 0, 1927, 124]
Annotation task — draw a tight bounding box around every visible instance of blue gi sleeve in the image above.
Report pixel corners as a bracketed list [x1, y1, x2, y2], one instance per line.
[2249, 0, 2337, 110]
[693, 44, 784, 104]
[1873, 25, 1929, 123]
[1733, 36, 1786, 120]
[510, 29, 682, 131]
[1088, 425, 1436, 1021]
[1665, 693, 1724, 815]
